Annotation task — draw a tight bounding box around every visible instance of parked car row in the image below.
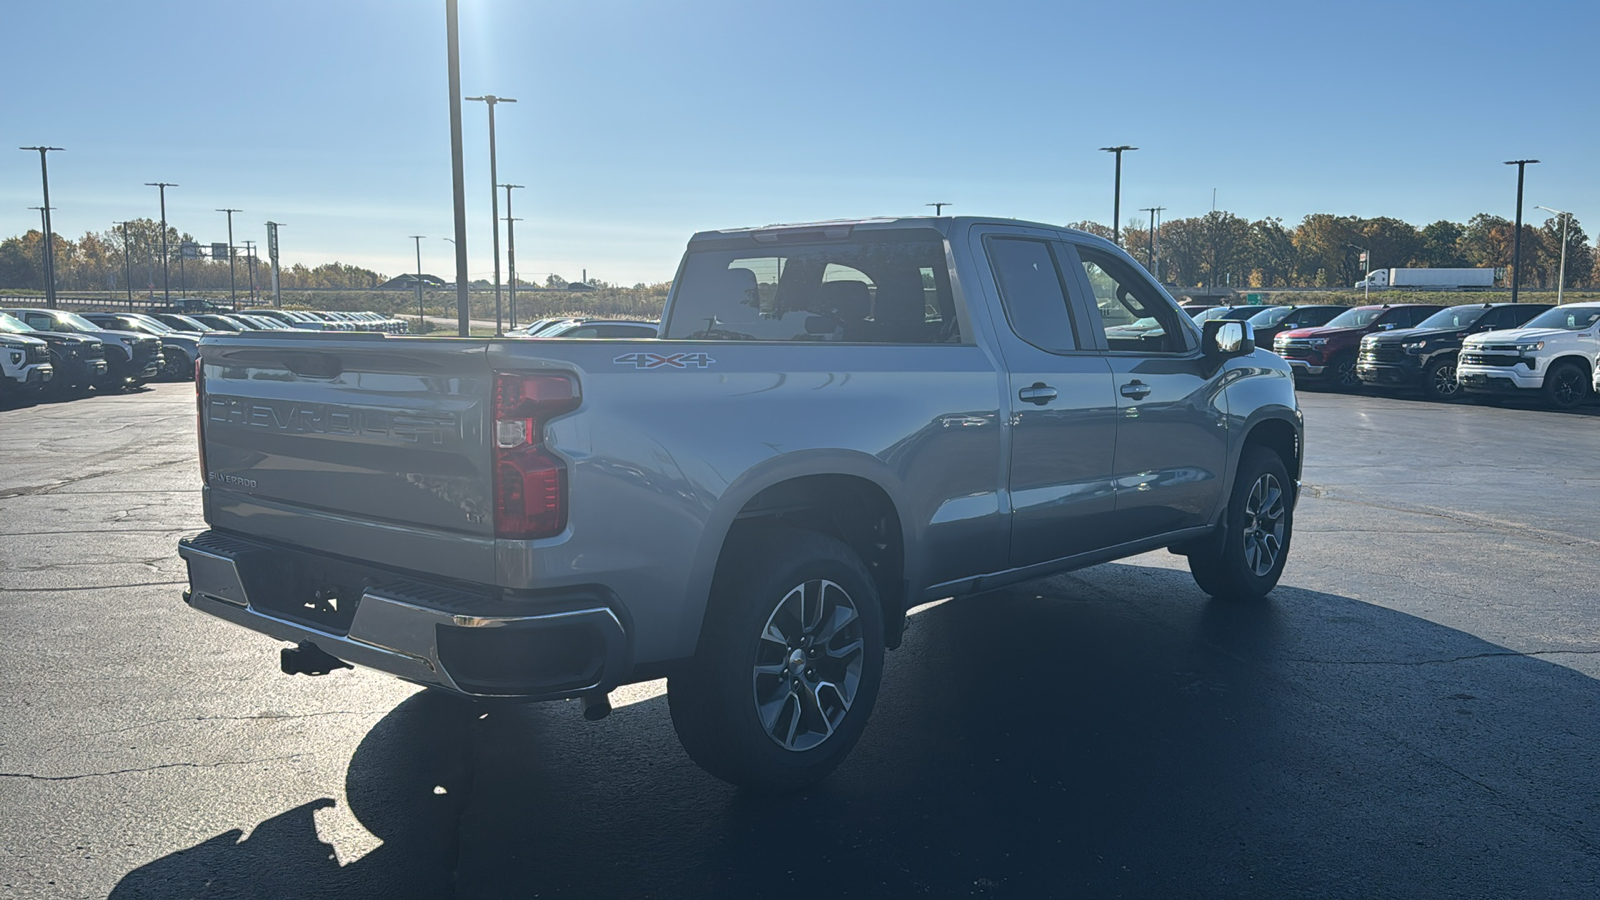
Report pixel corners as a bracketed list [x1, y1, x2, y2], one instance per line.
[1186, 300, 1600, 409]
[506, 317, 660, 339]
[0, 305, 409, 405]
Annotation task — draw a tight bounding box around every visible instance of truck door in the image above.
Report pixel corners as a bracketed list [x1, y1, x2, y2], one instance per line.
[1062, 241, 1229, 545]
[973, 230, 1118, 568]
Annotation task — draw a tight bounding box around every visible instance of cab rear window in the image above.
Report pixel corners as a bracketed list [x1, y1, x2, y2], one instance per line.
[662, 229, 960, 343]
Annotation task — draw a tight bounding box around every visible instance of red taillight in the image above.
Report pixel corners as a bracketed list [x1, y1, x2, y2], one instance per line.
[492, 372, 579, 539]
[195, 358, 208, 484]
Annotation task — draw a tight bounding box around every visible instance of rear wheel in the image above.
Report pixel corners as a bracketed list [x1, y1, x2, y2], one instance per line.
[160, 349, 190, 381]
[1329, 352, 1361, 392]
[1423, 356, 1462, 401]
[1543, 360, 1589, 410]
[668, 527, 884, 794]
[1188, 447, 1293, 600]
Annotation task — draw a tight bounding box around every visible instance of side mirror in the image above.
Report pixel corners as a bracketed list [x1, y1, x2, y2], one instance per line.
[1204, 319, 1254, 358]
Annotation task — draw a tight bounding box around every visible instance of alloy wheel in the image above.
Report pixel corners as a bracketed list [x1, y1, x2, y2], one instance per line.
[752, 579, 865, 752]
[1433, 363, 1459, 398]
[1553, 369, 1585, 406]
[1241, 473, 1286, 577]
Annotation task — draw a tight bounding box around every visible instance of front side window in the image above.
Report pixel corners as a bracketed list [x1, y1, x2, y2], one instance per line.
[662, 229, 958, 343]
[1077, 246, 1188, 353]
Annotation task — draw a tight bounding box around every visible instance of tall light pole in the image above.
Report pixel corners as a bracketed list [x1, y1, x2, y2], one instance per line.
[145, 182, 177, 304]
[1347, 242, 1372, 299]
[467, 94, 516, 336]
[1536, 205, 1571, 304]
[242, 240, 259, 301]
[217, 208, 241, 305]
[1138, 207, 1158, 272]
[1098, 145, 1137, 244]
[1503, 159, 1539, 304]
[410, 234, 427, 325]
[27, 206, 54, 295]
[445, 0, 471, 337]
[20, 147, 64, 308]
[114, 221, 134, 309]
[500, 184, 522, 329]
[265, 221, 284, 307]
[926, 202, 952, 216]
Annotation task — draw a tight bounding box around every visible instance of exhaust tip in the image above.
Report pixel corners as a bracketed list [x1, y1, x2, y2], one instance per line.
[580, 692, 612, 721]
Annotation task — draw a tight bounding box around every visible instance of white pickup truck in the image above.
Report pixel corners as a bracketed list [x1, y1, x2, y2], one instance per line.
[0, 318, 53, 401]
[1458, 302, 1600, 409]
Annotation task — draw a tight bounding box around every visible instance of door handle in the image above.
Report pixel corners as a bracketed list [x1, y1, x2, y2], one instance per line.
[1018, 383, 1057, 405]
[1120, 380, 1152, 400]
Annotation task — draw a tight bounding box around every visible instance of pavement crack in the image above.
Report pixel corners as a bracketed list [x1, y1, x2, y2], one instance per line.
[0, 580, 185, 593]
[0, 754, 304, 782]
[75, 709, 388, 739]
[1288, 649, 1600, 666]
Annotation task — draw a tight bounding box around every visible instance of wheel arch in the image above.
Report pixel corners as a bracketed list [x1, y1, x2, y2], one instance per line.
[680, 452, 913, 661]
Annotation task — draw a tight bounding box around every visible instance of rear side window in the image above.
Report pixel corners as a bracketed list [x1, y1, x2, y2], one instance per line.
[662, 229, 959, 343]
[986, 237, 1080, 353]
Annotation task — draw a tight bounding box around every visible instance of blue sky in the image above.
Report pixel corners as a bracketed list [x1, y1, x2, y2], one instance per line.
[2, 0, 1595, 285]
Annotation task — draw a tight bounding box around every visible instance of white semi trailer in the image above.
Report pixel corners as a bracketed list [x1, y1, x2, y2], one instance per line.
[1354, 268, 1497, 290]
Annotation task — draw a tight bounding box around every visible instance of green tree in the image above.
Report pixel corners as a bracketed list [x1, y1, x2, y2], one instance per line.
[1292, 214, 1362, 287]
[1355, 217, 1423, 274]
[1536, 215, 1590, 290]
[1247, 217, 1297, 287]
[1418, 220, 1467, 267]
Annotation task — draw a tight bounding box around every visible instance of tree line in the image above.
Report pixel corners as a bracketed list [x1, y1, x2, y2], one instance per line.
[1074, 210, 1594, 291]
[0, 218, 386, 293]
[3, 210, 1593, 296]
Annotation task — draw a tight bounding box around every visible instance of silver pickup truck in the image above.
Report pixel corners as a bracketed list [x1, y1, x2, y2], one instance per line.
[179, 216, 1302, 792]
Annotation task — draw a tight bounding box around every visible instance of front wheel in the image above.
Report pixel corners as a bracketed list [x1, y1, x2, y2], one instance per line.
[1188, 447, 1294, 600]
[668, 527, 884, 794]
[1543, 361, 1590, 410]
[1329, 352, 1361, 392]
[1423, 356, 1462, 401]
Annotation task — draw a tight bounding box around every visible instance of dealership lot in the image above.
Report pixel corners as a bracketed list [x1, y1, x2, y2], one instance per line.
[2, 384, 1599, 898]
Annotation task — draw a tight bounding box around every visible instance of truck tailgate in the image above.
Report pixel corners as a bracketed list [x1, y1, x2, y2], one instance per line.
[199, 332, 497, 583]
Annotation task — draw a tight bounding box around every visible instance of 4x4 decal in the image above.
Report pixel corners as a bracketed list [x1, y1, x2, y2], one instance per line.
[613, 352, 715, 369]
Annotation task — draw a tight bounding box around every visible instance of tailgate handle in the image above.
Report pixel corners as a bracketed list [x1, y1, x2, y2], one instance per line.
[283, 353, 343, 379]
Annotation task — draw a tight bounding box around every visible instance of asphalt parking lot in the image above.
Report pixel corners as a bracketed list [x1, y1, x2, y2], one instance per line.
[3, 383, 1599, 899]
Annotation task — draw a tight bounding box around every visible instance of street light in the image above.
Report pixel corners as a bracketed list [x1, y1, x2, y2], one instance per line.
[410, 234, 427, 325]
[20, 146, 63, 308]
[27, 206, 54, 296]
[466, 94, 516, 336]
[501, 184, 523, 329]
[145, 182, 177, 304]
[1347, 242, 1372, 299]
[113, 221, 134, 309]
[1503, 159, 1539, 303]
[1138, 206, 1165, 275]
[1536, 205, 1571, 304]
[1098, 145, 1137, 244]
[926, 202, 952, 216]
[217, 208, 241, 305]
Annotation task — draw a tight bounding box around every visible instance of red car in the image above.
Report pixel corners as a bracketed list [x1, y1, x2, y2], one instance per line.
[1272, 304, 1443, 390]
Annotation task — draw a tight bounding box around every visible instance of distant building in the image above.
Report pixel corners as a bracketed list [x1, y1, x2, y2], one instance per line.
[379, 273, 448, 290]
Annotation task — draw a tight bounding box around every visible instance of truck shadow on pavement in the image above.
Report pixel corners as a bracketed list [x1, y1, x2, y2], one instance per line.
[111, 562, 1600, 899]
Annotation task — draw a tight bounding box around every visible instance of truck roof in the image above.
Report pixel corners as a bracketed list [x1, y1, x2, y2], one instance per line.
[691, 215, 1110, 245]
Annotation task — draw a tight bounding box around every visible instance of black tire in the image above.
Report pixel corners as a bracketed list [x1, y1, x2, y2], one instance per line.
[160, 349, 190, 381]
[1422, 356, 1462, 401]
[1542, 360, 1589, 410]
[668, 526, 885, 794]
[1188, 447, 1294, 601]
[1329, 352, 1361, 392]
